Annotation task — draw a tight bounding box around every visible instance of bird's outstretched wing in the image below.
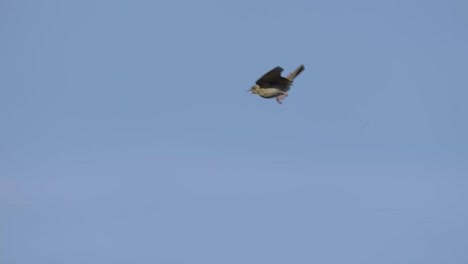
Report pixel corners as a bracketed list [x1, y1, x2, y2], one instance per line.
[255, 66, 290, 88]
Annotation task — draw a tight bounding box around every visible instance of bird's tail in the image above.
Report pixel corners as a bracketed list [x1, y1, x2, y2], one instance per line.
[286, 64, 305, 81]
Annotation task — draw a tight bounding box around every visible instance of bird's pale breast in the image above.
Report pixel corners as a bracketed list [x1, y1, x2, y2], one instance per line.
[257, 88, 283, 98]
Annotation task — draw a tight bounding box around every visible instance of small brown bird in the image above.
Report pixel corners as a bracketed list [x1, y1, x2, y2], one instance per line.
[249, 64, 305, 104]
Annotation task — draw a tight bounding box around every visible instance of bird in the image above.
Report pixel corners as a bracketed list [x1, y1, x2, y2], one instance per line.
[249, 64, 305, 104]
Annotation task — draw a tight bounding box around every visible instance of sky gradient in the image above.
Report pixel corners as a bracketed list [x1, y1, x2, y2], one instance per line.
[1, 0, 468, 263]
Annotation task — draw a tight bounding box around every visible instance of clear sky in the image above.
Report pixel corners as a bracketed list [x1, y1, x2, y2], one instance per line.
[1, 0, 467, 263]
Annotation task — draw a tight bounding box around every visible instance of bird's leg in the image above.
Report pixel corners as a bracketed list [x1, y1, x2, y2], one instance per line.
[276, 92, 288, 104]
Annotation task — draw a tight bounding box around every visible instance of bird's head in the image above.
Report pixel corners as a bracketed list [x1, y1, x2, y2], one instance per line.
[249, 85, 260, 95]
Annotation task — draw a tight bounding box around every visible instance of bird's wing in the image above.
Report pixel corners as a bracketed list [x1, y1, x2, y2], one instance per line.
[255, 67, 284, 87]
[255, 66, 292, 91]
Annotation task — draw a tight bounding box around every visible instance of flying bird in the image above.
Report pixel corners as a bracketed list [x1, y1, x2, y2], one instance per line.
[249, 64, 305, 104]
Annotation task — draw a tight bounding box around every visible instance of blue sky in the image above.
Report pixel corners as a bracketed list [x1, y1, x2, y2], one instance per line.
[1, 0, 467, 263]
